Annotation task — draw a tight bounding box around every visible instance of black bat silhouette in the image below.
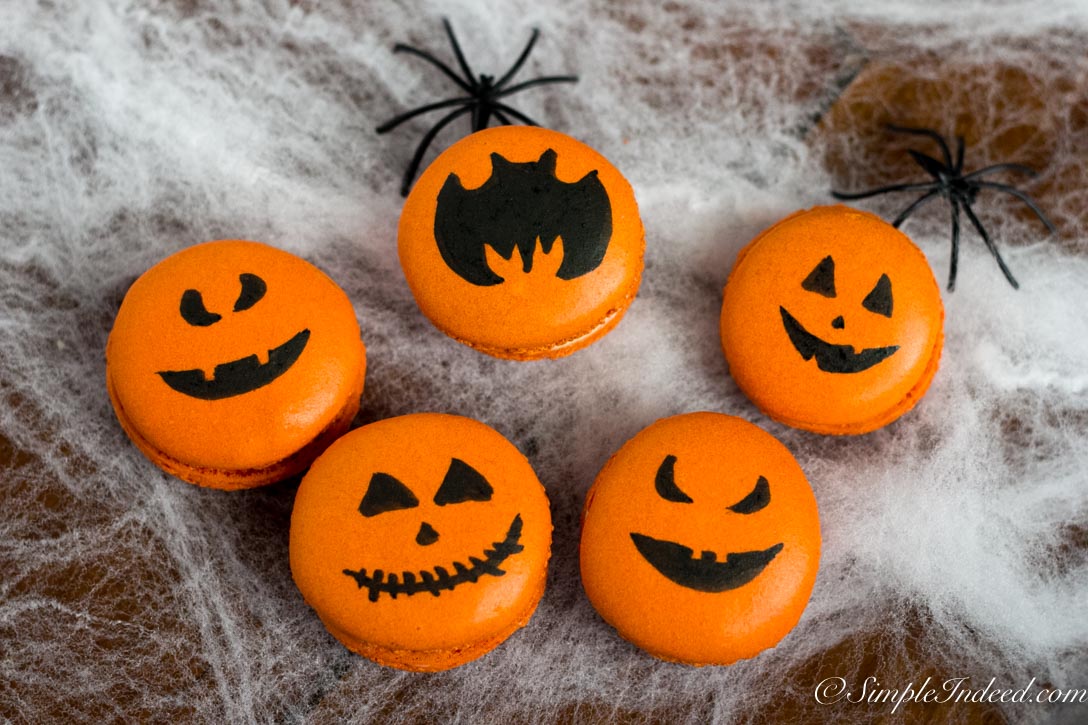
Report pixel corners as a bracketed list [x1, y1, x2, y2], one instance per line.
[433, 149, 612, 286]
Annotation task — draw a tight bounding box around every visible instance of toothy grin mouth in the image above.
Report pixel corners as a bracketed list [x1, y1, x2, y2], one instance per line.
[630, 532, 783, 592]
[343, 514, 524, 601]
[780, 307, 898, 374]
[157, 329, 310, 400]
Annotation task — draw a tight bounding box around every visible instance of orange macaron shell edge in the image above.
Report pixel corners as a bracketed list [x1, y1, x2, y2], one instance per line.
[289, 413, 552, 671]
[720, 205, 944, 435]
[398, 125, 644, 359]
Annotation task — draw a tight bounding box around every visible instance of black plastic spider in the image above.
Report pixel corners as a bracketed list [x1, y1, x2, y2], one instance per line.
[831, 125, 1056, 290]
[377, 19, 578, 196]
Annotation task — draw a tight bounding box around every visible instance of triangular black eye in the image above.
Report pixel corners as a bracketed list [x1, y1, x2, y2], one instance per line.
[434, 458, 493, 506]
[862, 273, 893, 317]
[358, 472, 419, 517]
[802, 255, 836, 297]
[654, 455, 693, 503]
[179, 289, 221, 327]
[728, 476, 770, 514]
[233, 273, 267, 312]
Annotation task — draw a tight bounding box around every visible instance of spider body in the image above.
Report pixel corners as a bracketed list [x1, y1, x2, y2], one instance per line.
[377, 19, 577, 196]
[832, 125, 1055, 290]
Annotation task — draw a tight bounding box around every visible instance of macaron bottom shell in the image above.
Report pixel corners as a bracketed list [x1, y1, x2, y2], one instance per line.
[313, 566, 547, 672]
[438, 282, 638, 361]
[106, 349, 365, 490]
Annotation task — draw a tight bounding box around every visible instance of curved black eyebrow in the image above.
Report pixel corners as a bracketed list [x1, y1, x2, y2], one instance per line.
[179, 289, 221, 327]
[728, 476, 770, 514]
[654, 454, 693, 503]
[233, 273, 267, 312]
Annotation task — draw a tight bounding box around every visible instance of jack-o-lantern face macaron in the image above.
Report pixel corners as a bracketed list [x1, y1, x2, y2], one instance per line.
[289, 413, 552, 672]
[398, 125, 644, 360]
[721, 205, 944, 434]
[106, 240, 366, 489]
[580, 412, 820, 666]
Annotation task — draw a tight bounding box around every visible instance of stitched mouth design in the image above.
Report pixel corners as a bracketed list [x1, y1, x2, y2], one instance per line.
[780, 307, 898, 374]
[343, 514, 524, 602]
[157, 329, 310, 400]
[630, 532, 783, 593]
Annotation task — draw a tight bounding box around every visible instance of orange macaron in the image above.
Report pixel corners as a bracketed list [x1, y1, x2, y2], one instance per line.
[580, 412, 821, 666]
[106, 240, 366, 489]
[398, 125, 644, 360]
[720, 205, 944, 435]
[289, 413, 552, 672]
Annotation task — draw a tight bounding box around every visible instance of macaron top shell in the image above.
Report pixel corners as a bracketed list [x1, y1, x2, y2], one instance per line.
[107, 240, 365, 472]
[290, 413, 552, 657]
[398, 125, 644, 359]
[720, 205, 943, 434]
[580, 412, 820, 666]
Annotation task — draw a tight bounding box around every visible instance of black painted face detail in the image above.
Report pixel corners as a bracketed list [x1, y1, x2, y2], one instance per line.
[634, 457, 783, 592]
[344, 514, 524, 601]
[727, 476, 770, 514]
[654, 455, 693, 503]
[158, 329, 310, 400]
[434, 458, 493, 505]
[779, 259, 900, 374]
[631, 534, 783, 593]
[159, 273, 310, 400]
[802, 255, 836, 297]
[862, 273, 893, 317]
[344, 460, 522, 601]
[780, 308, 898, 374]
[233, 273, 267, 312]
[433, 149, 613, 286]
[359, 472, 420, 517]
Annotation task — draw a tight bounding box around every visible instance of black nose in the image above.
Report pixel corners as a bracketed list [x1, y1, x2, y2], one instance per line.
[831, 315, 845, 329]
[415, 522, 439, 546]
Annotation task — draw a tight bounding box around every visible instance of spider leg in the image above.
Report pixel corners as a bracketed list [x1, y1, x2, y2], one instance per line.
[948, 196, 961, 291]
[954, 136, 965, 174]
[887, 125, 954, 168]
[975, 181, 1058, 233]
[375, 96, 473, 134]
[492, 102, 541, 126]
[398, 105, 475, 196]
[495, 75, 579, 99]
[908, 149, 950, 181]
[442, 18, 478, 90]
[963, 163, 1037, 180]
[494, 28, 540, 89]
[831, 181, 938, 200]
[493, 109, 513, 125]
[393, 43, 475, 94]
[891, 189, 940, 227]
[961, 200, 1020, 289]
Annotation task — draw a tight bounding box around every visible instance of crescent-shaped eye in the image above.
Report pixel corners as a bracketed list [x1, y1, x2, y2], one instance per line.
[654, 454, 693, 503]
[233, 273, 267, 312]
[727, 476, 771, 514]
[179, 289, 221, 327]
